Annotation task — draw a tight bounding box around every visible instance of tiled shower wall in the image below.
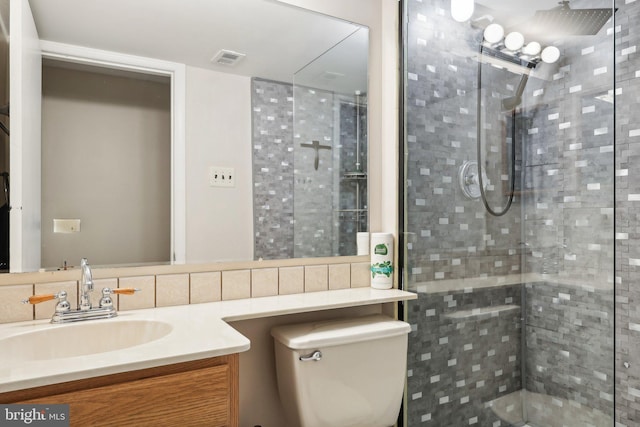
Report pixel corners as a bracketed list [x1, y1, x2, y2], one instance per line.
[407, 284, 523, 425]
[615, 0, 640, 425]
[403, 5, 523, 285]
[404, 0, 526, 422]
[406, 279, 614, 425]
[404, 0, 617, 425]
[292, 84, 339, 257]
[520, 0, 615, 283]
[525, 282, 614, 417]
[337, 101, 368, 254]
[251, 78, 295, 260]
[251, 78, 367, 260]
[517, 0, 616, 420]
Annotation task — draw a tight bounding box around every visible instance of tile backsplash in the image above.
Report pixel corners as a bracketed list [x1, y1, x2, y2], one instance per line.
[0, 258, 371, 324]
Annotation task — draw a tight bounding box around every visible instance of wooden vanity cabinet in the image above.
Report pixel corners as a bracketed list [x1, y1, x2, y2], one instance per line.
[0, 354, 239, 427]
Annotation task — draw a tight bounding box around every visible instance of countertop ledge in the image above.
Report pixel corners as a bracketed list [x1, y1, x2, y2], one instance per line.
[0, 288, 416, 394]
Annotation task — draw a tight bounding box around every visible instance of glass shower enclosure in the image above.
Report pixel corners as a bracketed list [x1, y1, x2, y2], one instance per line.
[402, 0, 615, 425]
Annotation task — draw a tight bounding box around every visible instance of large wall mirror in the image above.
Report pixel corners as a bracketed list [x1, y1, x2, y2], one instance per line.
[3, 0, 369, 273]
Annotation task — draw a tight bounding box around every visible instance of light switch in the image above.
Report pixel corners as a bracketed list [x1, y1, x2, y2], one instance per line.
[209, 166, 235, 187]
[53, 219, 81, 233]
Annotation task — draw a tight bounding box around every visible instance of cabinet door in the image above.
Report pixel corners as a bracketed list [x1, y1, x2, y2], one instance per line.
[20, 364, 235, 427]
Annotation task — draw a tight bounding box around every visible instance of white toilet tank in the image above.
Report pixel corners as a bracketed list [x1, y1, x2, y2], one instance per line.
[271, 314, 411, 427]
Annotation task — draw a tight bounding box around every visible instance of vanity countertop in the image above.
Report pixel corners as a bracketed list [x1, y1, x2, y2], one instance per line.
[0, 287, 416, 393]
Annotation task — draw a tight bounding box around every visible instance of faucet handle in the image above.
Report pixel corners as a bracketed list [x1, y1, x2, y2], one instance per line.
[111, 288, 141, 295]
[99, 287, 140, 309]
[22, 292, 64, 305]
[22, 291, 71, 314]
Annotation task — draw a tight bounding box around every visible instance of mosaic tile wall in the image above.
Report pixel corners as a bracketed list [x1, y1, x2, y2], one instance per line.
[519, 0, 615, 283]
[406, 280, 614, 426]
[293, 85, 339, 257]
[403, 1, 524, 287]
[614, 0, 640, 425]
[404, 0, 616, 425]
[406, 285, 522, 426]
[251, 79, 367, 260]
[337, 101, 369, 255]
[252, 78, 295, 260]
[525, 282, 614, 418]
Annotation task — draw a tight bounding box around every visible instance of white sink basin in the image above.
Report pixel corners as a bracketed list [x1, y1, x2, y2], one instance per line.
[1, 319, 173, 362]
[0, 303, 253, 394]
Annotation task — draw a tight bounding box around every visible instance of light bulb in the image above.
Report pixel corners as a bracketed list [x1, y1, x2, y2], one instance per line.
[541, 46, 560, 63]
[504, 32, 525, 51]
[523, 41, 541, 56]
[483, 23, 504, 44]
[451, 0, 474, 22]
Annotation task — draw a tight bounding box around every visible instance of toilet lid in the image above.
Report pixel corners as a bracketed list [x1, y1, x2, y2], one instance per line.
[271, 314, 411, 349]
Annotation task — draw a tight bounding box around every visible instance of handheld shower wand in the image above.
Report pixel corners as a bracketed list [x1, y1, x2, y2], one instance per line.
[501, 74, 529, 112]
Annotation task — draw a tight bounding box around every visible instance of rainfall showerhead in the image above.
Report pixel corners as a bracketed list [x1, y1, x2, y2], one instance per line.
[528, 1, 614, 37]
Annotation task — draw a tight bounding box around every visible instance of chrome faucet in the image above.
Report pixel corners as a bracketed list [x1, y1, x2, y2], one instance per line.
[22, 258, 140, 323]
[79, 258, 94, 310]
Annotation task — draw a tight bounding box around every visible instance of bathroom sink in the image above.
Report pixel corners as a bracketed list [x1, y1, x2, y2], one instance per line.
[1, 319, 173, 362]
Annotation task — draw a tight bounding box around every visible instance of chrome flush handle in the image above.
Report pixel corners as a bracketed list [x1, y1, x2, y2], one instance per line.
[299, 350, 322, 362]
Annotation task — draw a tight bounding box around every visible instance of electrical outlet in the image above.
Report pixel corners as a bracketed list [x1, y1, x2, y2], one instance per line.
[209, 167, 235, 187]
[53, 219, 81, 233]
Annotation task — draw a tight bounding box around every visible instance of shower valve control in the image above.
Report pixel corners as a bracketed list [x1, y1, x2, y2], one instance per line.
[459, 161, 487, 199]
[209, 166, 235, 188]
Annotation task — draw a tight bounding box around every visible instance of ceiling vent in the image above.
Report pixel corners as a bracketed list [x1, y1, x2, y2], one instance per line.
[211, 49, 246, 66]
[322, 71, 346, 80]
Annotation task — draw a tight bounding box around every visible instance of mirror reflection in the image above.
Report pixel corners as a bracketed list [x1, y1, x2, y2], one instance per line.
[41, 62, 172, 269]
[254, 28, 368, 260]
[3, 0, 369, 272]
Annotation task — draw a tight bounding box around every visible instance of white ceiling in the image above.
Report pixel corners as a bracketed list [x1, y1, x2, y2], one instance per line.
[27, 0, 368, 90]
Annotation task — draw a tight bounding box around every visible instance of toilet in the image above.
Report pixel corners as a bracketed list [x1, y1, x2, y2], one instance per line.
[271, 314, 411, 427]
